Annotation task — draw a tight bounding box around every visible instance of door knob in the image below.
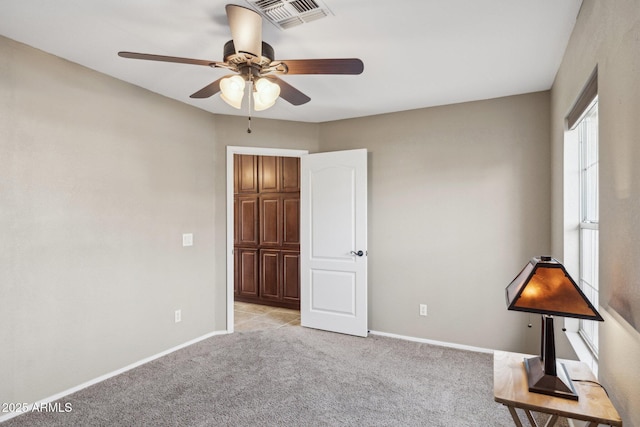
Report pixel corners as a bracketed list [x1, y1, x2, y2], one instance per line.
[350, 250, 364, 257]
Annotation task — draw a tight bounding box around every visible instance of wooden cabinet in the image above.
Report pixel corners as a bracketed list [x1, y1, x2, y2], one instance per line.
[281, 156, 300, 192]
[235, 248, 259, 298]
[282, 251, 300, 303]
[282, 195, 300, 248]
[234, 154, 300, 309]
[236, 195, 259, 246]
[258, 156, 279, 193]
[257, 155, 300, 193]
[235, 155, 258, 194]
[260, 195, 282, 246]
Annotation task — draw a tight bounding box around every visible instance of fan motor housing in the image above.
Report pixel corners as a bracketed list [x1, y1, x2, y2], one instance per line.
[223, 40, 275, 64]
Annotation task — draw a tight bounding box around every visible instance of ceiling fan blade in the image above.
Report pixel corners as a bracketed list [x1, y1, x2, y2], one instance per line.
[225, 4, 262, 58]
[118, 51, 221, 67]
[278, 58, 364, 75]
[269, 76, 311, 106]
[190, 77, 225, 99]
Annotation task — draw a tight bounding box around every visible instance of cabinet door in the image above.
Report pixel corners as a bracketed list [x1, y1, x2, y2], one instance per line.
[282, 194, 300, 249]
[260, 249, 281, 301]
[282, 251, 300, 303]
[236, 196, 259, 246]
[260, 195, 282, 247]
[259, 250, 300, 304]
[237, 154, 258, 194]
[259, 156, 280, 193]
[281, 156, 300, 192]
[237, 249, 259, 298]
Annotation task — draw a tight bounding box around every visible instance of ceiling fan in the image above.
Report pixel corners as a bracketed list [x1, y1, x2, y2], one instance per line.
[118, 4, 364, 113]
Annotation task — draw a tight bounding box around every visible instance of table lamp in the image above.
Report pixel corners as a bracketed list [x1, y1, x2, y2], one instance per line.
[505, 256, 603, 400]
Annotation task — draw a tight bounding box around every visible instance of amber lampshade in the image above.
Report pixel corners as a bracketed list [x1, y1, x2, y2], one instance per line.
[505, 256, 603, 401]
[506, 256, 603, 321]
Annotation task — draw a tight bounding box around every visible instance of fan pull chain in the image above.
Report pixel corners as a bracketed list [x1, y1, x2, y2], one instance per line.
[247, 78, 253, 134]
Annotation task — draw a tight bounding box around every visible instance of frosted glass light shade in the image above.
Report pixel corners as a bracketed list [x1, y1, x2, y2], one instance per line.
[253, 77, 280, 111]
[220, 75, 246, 109]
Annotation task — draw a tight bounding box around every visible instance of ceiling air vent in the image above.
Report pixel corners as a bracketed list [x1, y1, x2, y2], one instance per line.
[245, 0, 333, 30]
[290, 0, 318, 13]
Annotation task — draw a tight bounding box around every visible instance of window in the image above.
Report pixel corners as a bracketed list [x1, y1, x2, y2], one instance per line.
[577, 100, 599, 356]
[564, 69, 599, 363]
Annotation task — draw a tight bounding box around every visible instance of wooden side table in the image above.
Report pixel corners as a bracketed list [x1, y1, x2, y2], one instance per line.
[494, 351, 622, 427]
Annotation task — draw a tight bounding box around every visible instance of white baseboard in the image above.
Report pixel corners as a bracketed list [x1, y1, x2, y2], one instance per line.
[368, 330, 495, 354]
[0, 329, 228, 423]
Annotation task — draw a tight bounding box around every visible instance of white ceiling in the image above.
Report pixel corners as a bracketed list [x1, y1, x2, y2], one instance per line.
[0, 0, 582, 123]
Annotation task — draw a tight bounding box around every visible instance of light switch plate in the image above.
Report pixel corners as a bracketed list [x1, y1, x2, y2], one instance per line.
[182, 233, 193, 247]
[419, 304, 428, 316]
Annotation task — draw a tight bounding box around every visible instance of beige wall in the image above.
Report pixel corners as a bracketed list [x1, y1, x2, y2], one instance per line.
[550, 1, 640, 425]
[0, 35, 319, 405]
[319, 93, 551, 352]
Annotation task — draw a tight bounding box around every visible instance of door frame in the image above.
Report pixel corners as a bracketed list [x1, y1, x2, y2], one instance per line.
[226, 146, 309, 333]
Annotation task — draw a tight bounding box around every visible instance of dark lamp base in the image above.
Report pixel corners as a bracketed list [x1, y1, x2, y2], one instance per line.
[524, 356, 578, 401]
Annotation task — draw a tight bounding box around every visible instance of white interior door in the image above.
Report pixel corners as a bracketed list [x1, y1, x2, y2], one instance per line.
[300, 149, 368, 337]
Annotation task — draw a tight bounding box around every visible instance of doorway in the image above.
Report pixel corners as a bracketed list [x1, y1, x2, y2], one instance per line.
[234, 153, 300, 309]
[227, 146, 308, 333]
[226, 147, 369, 337]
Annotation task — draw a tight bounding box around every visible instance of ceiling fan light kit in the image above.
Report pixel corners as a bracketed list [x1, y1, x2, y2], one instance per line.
[117, 3, 363, 118]
[219, 73, 280, 111]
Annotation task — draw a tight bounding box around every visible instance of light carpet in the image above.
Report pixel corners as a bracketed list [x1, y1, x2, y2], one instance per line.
[3, 326, 568, 426]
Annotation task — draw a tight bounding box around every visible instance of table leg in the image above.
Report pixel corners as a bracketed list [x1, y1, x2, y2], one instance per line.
[505, 406, 562, 427]
[542, 414, 558, 427]
[523, 409, 558, 427]
[507, 406, 525, 427]
[524, 409, 539, 426]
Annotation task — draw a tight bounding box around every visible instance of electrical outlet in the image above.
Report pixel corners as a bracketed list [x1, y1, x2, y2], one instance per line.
[175, 309, 182, 323]
[419, 304, 428, 316]
[182, 233, 193, 247]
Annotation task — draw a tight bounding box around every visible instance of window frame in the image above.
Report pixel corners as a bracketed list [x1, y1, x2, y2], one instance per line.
[563, 68, 599, 370]
[577, 99, 599, 357]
